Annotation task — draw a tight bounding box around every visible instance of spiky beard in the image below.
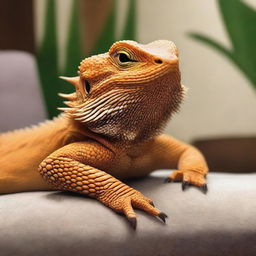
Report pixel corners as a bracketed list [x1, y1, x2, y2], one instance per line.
[63, 77, 184, 143]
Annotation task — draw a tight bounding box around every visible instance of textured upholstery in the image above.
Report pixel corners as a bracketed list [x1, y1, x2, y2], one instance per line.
[0, 51, 46, 132]
[1, 171, 255, 256]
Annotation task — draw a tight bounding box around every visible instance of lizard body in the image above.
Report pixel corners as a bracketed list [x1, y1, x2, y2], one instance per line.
[0, 40, 208, 228]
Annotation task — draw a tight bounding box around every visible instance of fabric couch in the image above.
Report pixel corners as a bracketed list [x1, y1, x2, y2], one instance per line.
[0, 51, 255, 256]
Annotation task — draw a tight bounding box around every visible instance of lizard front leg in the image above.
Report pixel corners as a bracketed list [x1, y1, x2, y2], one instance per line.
[146, 135, 209, 192]
[39, 141, 167, 229]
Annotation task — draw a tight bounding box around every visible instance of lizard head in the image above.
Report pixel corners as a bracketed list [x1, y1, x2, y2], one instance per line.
[59, 40, 184, 142]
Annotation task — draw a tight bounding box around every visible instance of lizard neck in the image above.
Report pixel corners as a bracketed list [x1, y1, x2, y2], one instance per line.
[67, 116, 121, 153]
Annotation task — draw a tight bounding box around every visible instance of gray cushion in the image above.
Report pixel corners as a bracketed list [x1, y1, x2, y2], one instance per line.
[0, 51, 46, 132]
[0, 171, 255, 256]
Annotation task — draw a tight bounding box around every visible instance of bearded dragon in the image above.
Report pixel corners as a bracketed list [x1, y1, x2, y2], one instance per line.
[0, 40, 208, 229]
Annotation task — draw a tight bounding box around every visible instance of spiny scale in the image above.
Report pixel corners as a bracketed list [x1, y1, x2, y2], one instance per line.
[58, 76, 80, 114]
[58, 93, 77, 101]
[59, 76, 79, 88]
[57, 107, 76, 113]
[64, 101, 76, 107]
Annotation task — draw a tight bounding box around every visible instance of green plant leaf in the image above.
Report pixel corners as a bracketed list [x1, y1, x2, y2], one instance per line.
[37, 0, 59, 118]
[58, 0, 83, 106]
[120, 0, 136, 40]
[218, 0, 256, 87]
[189, 0, 256, 88]
[63, 0, 83, 76]
[189, 33, 234, 61]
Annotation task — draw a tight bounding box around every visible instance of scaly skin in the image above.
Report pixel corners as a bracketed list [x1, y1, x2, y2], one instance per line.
[0, 40, 208, 229]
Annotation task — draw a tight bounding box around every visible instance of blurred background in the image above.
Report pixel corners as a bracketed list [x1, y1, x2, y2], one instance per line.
[0, 0, 255, 172]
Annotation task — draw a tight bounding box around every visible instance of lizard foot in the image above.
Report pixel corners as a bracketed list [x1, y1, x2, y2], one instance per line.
[98, 189, 168, 229]
[165, 170, 207, 194]
[39, 156, 167, 230]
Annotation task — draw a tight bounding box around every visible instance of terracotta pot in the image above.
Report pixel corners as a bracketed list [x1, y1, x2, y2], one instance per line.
[193, 137, 256, 172]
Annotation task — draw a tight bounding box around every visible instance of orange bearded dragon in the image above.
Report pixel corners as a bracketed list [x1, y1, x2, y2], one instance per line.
[0, 40, 208, 229]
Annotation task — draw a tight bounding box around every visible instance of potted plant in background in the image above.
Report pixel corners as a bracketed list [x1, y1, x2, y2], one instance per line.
[189, 0, 256, 172]
[37, 0, 136, 118]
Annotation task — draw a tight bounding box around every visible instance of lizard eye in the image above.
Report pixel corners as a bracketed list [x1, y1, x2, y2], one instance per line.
[115, 50, 136, 66]
[118, 52, 132, 63]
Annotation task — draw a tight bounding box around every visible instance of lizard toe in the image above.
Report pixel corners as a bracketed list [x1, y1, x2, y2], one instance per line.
[128, 217, 137, 230]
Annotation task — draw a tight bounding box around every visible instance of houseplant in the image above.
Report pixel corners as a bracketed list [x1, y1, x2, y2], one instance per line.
[189, 0, 256, 172]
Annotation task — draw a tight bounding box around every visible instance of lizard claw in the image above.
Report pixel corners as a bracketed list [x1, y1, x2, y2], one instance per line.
[149, 201, 155, 207]
[167, 170, 208, 194]
[99, 188, 167, 229]
[201, 184, 208, 194]
[128, 217, 137, 230]
[164, 177, 173, 183]
[182, 181, 190, 191]
[158, 212, 168, 223]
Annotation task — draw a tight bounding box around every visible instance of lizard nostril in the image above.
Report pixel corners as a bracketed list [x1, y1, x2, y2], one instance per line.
[154, 59, 163, 64]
